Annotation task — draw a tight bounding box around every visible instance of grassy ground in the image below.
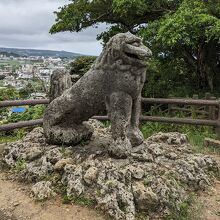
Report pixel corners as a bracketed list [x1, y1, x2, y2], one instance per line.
[0, 60, 20, 66]
[0, 129, 27, 144]
[141, 122, 219, 154]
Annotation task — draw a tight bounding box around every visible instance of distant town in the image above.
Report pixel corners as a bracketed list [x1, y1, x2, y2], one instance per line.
[0, 48, 80, 99]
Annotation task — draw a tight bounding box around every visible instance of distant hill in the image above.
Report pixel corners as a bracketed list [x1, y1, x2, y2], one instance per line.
[0, 51, 21, 58]
[0, 47, 83, 59]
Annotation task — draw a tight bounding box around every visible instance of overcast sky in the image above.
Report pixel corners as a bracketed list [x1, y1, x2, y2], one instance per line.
[0, 0, 106, 55]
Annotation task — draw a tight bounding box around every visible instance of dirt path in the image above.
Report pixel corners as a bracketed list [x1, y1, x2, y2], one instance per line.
[200, 181, 220, 220]
[199, 155, 220, 220]
[0, 173, 105, 220]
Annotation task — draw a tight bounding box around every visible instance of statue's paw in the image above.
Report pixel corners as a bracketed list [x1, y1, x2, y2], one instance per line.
[108, 138, 132, 159]
[45, 122, 94, 146]
[127, 128, 144, 147]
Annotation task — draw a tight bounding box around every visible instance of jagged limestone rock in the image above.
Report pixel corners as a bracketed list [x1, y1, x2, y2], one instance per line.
[54, 158, 74, 171]
[2, 123, 219, 220]
[132, 182, 158, 211]
[83, 166, 98, 185]
[31, 181, 55, 201]
[43, 32, 152, 158]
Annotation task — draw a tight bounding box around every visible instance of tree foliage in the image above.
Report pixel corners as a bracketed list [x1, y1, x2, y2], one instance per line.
[70, 56, 96, 76]
[142, 0, 220, 91]
[51, 0, 220, 96]
[7, 105, 45, 123]
[0, 87, 20, 101]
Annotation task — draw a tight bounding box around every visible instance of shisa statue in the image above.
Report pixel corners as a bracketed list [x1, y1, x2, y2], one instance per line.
[43, 32, 152, 157]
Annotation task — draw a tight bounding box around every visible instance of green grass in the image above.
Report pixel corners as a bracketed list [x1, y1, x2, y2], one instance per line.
[62, 195, 96, 207]
[14, 159, 27, 172]
[165, 194, 203, 220]
[136, 194, 203, 220]
[0, 129, 27, 144]
[141, 122, 217, 154]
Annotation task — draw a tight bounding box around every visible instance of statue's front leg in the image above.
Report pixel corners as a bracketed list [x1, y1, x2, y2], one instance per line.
[127, 94, 144, 146]
[107, 92, 132, 158]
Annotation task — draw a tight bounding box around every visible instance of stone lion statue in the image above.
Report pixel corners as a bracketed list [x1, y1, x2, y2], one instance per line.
[43, 32, 152, 157]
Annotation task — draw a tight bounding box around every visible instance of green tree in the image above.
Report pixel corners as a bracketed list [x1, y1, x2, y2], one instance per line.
[50, 0, 179, 36]
[7, 105, 46, 123]
[0, 87, 19, 101]
[0, 87, 20, 122]
[51, 0, 220, 94]
[142, 0, 220, 91]
[70, 56, 96, 76]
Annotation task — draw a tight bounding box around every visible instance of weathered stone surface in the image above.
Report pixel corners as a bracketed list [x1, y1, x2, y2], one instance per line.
[132, 182, 158, 211]
[54, 158, 74, 171]
[63, 165, 85, 197]
[26, 147, 43, 161]
[31, 181, 55, 201]
[43, 32, 152, 158]
[83, 167, 98, 185]
[45, 148, 62, 164]
[49, 69, 72, 102]
[108, 138, 132, 159]
[1, 124, 219, 220]
[22, 157, 53, 182]
[23, 127, 46, 143]
[0, 144, 6, 155]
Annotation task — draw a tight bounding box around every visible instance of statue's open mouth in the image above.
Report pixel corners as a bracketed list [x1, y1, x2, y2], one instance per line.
[125, 52, 144, 60]
[124, 43, 152, 62]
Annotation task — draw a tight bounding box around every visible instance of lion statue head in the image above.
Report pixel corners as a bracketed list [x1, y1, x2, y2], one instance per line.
[94, 32, 152, 70]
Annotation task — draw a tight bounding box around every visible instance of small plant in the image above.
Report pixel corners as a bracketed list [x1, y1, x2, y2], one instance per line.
[0, 127, 29, 144]
[136, 213, 150, 220]
[63, 195, 73, 204]
[102, 120, 111, 128]
[15, 159, 27, 172]
[143, 179, 151, 186]
[165, 194, 202, 220]
[63, 195, 96, 207]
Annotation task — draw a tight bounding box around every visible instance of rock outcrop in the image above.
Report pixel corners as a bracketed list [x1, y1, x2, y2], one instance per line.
[1, 120, 219, 220]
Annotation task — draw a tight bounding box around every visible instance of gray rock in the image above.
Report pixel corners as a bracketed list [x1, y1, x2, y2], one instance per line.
[43, 32, 152, 159]
[83, 167, 98, 185]
[54, 158, 74, 171]
[31, 181, 55, 201]
[147, 132, 188, 146]
[0, 144, 6, 155]
[132, 182, 158, 211]
[2, 127, 219, 220]
[128, 165, 145, 179]
[22, 156, 54, 182]
[26, 147, 43, 161]
[64, 165, 85, 197]
[23, 127, 45, 143]
[45, 148, 62, 164]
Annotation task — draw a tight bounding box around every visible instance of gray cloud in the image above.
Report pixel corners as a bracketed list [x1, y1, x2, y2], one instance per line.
[0, 0, 105, 55]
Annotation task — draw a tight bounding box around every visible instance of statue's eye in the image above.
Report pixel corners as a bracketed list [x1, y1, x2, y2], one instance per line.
[131, 42, 140, 47]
